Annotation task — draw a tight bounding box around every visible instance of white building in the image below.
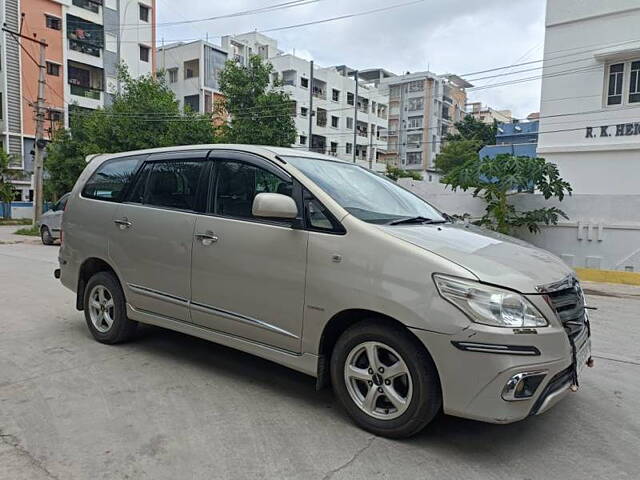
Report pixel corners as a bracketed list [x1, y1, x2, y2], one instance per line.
[221, 32, 389, 170]
[467, 102, 512, 125]
[157, 40, 227, 114]
[538, 0, 640, 195]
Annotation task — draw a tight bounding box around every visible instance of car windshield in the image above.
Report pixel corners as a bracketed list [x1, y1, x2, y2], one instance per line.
[284, 156, 445, 224]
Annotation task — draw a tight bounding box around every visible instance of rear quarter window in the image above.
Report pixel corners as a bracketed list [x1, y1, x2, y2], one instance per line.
[82, 156, 141, 202]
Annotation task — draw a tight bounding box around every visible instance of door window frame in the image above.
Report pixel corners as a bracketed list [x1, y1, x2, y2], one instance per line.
[122, 149, 211, 213]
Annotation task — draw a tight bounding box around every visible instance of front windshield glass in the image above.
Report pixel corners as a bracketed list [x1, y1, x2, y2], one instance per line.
[284, 156, 445, 224]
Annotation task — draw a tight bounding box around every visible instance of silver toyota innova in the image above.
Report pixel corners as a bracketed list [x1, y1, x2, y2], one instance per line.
[56, 145, 592, 438]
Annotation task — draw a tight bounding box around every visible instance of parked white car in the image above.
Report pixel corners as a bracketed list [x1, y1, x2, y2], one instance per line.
[38, 193, 69, 245]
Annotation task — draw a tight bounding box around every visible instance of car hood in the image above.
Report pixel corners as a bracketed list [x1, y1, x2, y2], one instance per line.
[379, 222, 573, 293]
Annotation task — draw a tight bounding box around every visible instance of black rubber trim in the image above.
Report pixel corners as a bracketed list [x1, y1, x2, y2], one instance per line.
[451, 341, 541, 356]
[529, 366, 573, 416]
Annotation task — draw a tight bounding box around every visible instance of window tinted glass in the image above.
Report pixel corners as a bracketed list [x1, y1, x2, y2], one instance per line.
[285, 156, 444, 225]
[214, 161, 292, 219]
[127, 162, 153, 204]
[307, 199, 334, 231]
[56, 194, 69, 211]
[82, 157, 140, 202]
[144, 161, 205, 210]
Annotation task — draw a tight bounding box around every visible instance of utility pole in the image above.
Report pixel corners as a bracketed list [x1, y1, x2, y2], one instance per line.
[308, 60, 314, 152]
[368, 126, 374, 170]
[352, 70, 358, 163]
[2, 24, 48, 223]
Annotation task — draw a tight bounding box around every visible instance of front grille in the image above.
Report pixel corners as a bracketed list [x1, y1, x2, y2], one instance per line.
[545, 281, 588, 341]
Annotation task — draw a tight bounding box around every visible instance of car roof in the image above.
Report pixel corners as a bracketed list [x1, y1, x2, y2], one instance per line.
[88, 144, 348, 165]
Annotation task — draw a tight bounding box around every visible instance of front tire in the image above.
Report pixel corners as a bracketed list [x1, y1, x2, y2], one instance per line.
[83, 271, 137, 344]
[330, 320, 442, 438]
[41, 226, 54, 245]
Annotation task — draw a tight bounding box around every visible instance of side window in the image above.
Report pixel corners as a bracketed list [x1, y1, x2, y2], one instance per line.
[142, 160, 205, 211]
[82, 157, 140, 202]
[307, 199, 334, 230]
[55, 194, 69, 211]
[213, 160, 292, 220]
[127, 162, 153, 204]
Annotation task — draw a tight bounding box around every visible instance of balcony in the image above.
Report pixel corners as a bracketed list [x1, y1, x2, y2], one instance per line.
[316, 108, 327, 127]
[72, 0, 102, 13]
[67, 14, 103, 58]
[312, 79, 326, 100]
[281, 69, 296, 87]
[68, 60, 104, 101]
[443, 95, 453, 105]
[356, 120, 368, 137]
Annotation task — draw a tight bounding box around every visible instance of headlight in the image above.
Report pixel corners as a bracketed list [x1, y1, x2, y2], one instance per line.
[433, 274, 548, 328]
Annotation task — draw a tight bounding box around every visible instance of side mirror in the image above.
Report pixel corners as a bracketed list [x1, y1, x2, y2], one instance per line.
[252, 192, 298, 219]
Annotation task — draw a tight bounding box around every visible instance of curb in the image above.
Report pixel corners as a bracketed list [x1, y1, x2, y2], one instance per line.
[575, 268, 640, 286]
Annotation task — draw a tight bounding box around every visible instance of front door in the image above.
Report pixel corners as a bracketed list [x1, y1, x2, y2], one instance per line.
[190, 151, 308, 352]
[109, 150, 210, 321]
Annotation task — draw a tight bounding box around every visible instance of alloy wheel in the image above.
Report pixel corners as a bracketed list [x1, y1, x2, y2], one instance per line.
[88, 285, 115, 333]
[343, 341, 413, 420]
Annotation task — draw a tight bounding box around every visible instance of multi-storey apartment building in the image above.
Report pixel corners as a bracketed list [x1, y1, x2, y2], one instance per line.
[467, 102, 512, 125]
[220, 32, 389, 170]
[0, 0, 155, 202]
[361, 69, 471, 174]
[157, 39, 227, 115]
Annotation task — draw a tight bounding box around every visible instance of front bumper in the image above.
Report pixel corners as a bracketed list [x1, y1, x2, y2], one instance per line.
[411, 323, 589, 424]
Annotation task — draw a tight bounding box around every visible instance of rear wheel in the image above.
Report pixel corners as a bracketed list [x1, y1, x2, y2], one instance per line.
[330, 321, 441, 438]
[40, 226, 54, 245]
[83, 271, 137, 344]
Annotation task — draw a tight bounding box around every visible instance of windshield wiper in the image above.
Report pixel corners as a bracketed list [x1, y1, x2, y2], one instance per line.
[388, 216, 446, 225]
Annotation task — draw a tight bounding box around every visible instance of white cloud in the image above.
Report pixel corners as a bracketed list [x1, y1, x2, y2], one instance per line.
[157, 0, 546, 118]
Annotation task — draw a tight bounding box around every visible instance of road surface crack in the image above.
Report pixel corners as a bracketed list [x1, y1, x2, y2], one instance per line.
[0, 431, 60, 480]
[322, 435, 376, 480]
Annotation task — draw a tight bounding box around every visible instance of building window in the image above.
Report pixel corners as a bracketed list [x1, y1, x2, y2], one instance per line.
[629, 61, 640, 103]
[347, 92, 354, 105]
[72, 0, 101, 14]
[46, 62, 60, 76]
[184, 59, 199, 79]
[139, 45, 150, 62]
[408, 80, 424, 92]
[346, 117, 353, 129]
[407, 152, 422, 165]
[184, 94, 199, 112]
[408, 116, 422, 129]
[346, 142, 352, 154]
[300, 77, 309, 88]
[300, 135, 307, 145]
[607, 63, 624, 105]
[331, 116, 339, 128]
[332, 89, 340, 102]
[168, 68, 178, 83]
[330, 142, 338, 154]
[408, 97, 424, 111]
[139, 4, 150, 22]
[45, 15, 61, 30]
[300, 107, 308, 117]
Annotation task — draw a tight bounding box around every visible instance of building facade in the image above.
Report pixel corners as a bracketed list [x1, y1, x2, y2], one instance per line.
[0, 0, 156, 202]
[157, 40, 227, 115]
[467, 102, 512, 125]
[479, 119, 539, 158]
[221, 32, 389, 170]
[538, 0, 640, 195]
[362, 69, 471, 174]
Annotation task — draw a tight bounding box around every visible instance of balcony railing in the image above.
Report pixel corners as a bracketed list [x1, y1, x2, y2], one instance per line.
[443, 95, 453, 105]
[70, 84, 101, 100]
[312, 87, 326, 99]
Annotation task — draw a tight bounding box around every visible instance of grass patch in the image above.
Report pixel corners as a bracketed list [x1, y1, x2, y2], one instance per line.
[14, 225, 39, 236]
[0, 218, 32, 226]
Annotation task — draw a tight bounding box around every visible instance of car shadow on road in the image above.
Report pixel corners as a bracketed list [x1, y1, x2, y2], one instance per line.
[98, 322, 577, 455]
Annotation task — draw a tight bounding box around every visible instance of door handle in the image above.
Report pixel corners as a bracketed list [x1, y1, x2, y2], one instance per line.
[114, 218, 132, 230]
[194, 231, 218, 246]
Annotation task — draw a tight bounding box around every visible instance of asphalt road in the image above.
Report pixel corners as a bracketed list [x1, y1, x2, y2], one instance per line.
[1, 234, 639, 479]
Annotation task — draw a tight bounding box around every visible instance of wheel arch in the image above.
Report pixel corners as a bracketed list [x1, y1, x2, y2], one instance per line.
[315, 308, 440, 389]
[76, 257, 123, 311]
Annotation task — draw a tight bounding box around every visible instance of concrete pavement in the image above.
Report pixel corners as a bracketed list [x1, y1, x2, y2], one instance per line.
[0, 241, 639, 479]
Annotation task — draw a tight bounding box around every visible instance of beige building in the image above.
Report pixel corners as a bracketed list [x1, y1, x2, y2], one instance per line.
[467, 102, 512, 125]
[360, 70, 472, 174]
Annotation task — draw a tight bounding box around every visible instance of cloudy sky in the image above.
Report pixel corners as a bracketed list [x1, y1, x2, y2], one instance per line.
[155, 0, 546, 119]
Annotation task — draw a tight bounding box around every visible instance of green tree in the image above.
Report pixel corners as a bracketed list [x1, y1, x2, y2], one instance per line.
[216, 55, 297, 146]
[0, 151, 15, 218]
[45, 66, 215, 198]
[385, 164, 423, 181]
[434, 139, 481, 174]
[442, 154, 572, 235]
[446, 115, 497, 146]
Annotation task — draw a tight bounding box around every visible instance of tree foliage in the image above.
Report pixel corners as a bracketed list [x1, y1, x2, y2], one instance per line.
[445, 115, 497, 146]
[0, 150, 21, 217]
[442, 154, 572, 235]
[45, 66, 215, 198]
[385, 164, 423, 181]
[434, 139, 481, 174]
[216, 55, 297, 146]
